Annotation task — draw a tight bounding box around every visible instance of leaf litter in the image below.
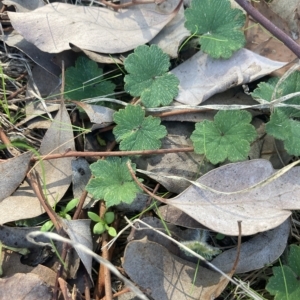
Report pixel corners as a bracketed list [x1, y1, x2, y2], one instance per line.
[0, 104, 74, 224]
[139, 159, 300, 236]
[8, 1, 183, 54]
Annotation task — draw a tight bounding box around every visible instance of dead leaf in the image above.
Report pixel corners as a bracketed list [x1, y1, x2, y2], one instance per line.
[149, 0, 189, 58]
[3, 0, 44, 12]
[2, 250, 57, 287]
[116, 193, 149, 213]
[141, 159, 300, 235]
[131, 217, 207, 260]
[61, 219, 93, 282]
[69, 44, 123, 65]
[2, 0, 45, 12]
[158, 205, 205, 229]
[134, 122, 214, 194]
[8, 1, 182, 54]
[3, 31, 61, 76]
[267, 0, 299, 37]
[261, 136, 292, 169]
[0, 273, 52, 300]
[74, 102, 114, 129]
[212, 219, 290, 274]
[0, 151, 32, 201]
[0, 225, 51, 249]
[171, 48, 286, 105]
[0, 104, 74, 224]
[123, 238, 228, 300]
[72, 158, 93, 208]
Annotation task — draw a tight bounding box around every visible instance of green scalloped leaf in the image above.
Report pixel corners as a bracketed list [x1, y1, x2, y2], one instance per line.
[113, 105, 167, 151]
[124, 45, 179, 107]
[184, 0, 245, 59]
[252, 71, 300, 155]
[266, 245, 300, 300]
[191, 110, 257, 164]
[86, 157, 142, 207]
[266, 110, 300, 155]
[64, 56, 115, 101]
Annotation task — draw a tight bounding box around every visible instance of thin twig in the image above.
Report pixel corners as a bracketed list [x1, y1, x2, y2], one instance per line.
[127, 161, 168, 204]
[31, 147, 194, 162]
[235, 0, 300, 58]
[26, 170, 63, 232]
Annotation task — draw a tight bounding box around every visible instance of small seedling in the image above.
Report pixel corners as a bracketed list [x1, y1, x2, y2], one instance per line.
[88, 211, 117, 237]
[41, 198, 79, 232]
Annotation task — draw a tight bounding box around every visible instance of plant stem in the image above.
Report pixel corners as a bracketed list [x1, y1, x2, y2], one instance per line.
[235, 0, 300, 59]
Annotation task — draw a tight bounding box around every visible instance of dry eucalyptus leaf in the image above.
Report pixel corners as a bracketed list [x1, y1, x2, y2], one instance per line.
[261, 135, 292, 169]
[131, 217, 206, 261]
[171, 48, 286, 105]
[123, 238, 228, 300]
[69, 44, 123, 65]
[158, 205, 204, 229]
[0, 151, 32, 201]
[61, 219, 93, 282]
[74, 102, 115, 128]
[146, 159, 300, 235]
[8, 1, 181, 54]
[212, 219, 290, 274]
[0, 104, 74, 224]
[134, 122, 214, 194]
[72, 158, 93, 208]
[268, 0, 300, 37]
[149, 0, 189, 58]
[0, 273, 52, 300]
[2, 0, 44, 12]
[2, 250, 57, 288]
[3, 31, 61, 77]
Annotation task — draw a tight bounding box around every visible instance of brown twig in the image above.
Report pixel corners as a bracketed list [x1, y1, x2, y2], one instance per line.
[95, 201, 113, 300]
[26, 170, 63, 233]
[0, 126, 12, 146]
[151, 108, 213, 118]
[112, 288, 131, 298]
[127, 161, 168, 204]
[31, 147, 194, 162]
[127, 183, 160, 241]
[7, 84, 27, 100]
[230, 221, 242, 275]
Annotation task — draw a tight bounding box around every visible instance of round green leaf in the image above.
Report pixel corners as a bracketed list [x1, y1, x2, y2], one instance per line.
[93, 222, 105, 235]
[124, 45, 179, 107]
[113, 105, 167, 151]
[88, 211, 102, 223]
[104, 212, 115, 224]
[184, 0, 245, 59]
[107, 226, 117, 237]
